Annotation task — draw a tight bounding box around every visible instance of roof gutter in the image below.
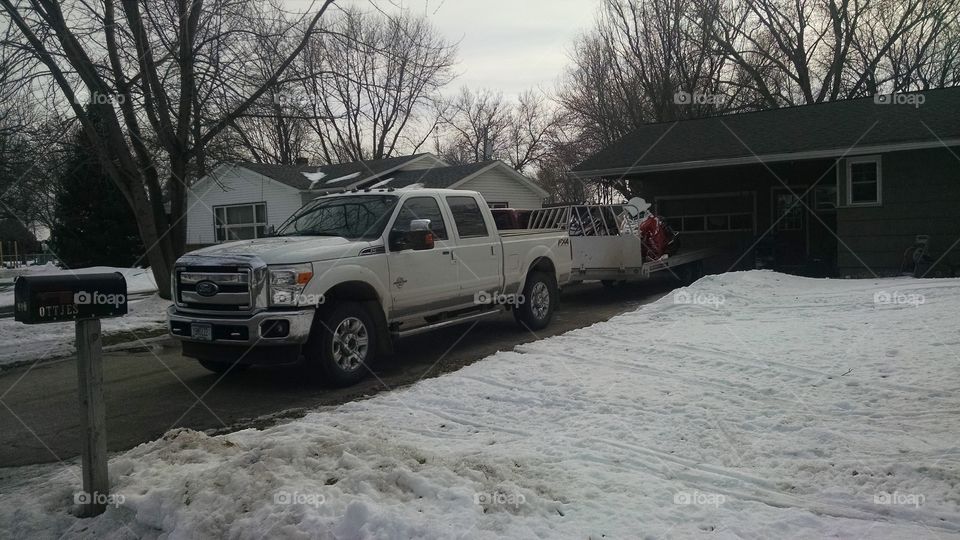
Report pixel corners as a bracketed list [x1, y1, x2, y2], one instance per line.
[570, 138, 960, 179]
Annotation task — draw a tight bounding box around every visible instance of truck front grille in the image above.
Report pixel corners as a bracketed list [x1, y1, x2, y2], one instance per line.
[176, 266, 253, 312]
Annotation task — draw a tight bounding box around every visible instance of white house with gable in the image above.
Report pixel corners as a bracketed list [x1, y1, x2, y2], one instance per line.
[185, 153, 547, 248]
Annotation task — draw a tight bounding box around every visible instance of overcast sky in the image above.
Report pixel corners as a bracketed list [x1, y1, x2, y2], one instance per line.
[288, 0, 602, 99]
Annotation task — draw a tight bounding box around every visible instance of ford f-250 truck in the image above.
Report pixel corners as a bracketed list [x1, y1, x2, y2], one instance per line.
[168, 189, 572, 386]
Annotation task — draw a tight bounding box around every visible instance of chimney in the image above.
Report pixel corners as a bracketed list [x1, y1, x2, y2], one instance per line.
[295, 156, 309, 165]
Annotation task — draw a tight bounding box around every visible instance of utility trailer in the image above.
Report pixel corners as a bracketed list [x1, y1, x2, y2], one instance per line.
[526, 204, 716, 284]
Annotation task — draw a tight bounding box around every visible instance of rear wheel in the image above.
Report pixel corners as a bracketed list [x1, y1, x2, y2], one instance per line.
[304, 302, 378, 387]
[514, 271, 557, 330]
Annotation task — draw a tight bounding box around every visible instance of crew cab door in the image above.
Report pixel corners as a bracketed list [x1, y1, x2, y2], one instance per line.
[385, 196, 459, 318]
[445, 195, 503, 301]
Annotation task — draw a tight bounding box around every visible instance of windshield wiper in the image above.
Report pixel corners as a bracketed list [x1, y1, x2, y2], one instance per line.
[279, 231, 343, 237]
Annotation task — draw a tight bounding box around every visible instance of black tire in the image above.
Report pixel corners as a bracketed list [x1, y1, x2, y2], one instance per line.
[601, 279, 627, 288]
[197, 359, 249, 375]
[514, 271, 558, 330]
[304, 301, 378, 387]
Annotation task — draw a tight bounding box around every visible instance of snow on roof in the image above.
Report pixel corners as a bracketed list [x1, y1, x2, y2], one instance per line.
[396, 182, 424, 190]
[369, 177, 393, 188]
[325, 171, 361, 185]
[300, 169, 327, 189]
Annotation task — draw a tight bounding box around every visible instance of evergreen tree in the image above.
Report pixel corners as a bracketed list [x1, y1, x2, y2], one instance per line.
[49, 107, 144, 268]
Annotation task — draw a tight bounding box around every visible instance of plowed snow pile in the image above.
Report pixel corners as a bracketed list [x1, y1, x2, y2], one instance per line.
[2, 271, 959, 538]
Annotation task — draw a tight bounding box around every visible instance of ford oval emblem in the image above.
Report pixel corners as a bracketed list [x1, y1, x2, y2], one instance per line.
[195, 280, 219, 297]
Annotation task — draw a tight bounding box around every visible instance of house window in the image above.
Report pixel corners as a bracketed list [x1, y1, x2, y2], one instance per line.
[214, 203, 267, 242]
[487, 202, 509, 209]
[846, 156, 881, 206]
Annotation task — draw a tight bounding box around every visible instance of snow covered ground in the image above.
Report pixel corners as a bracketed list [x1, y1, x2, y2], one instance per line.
[0, 294, 171, 368]
[0, 265, 166, 368]
[0, 264, 159, 307]
[1, 271, 959, 538]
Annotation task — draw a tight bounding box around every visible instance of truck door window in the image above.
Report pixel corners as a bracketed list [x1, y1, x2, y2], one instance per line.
[446, 196, 489, 238]
[391, 197, 449, 240]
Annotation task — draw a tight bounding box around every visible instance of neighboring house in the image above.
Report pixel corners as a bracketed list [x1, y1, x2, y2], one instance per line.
[572, 87, 960, 277]
[185, 153, 547, 248]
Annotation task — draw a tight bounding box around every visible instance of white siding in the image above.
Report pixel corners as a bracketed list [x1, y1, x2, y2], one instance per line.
[186, 166, 305, 246]
[459, 168, 544, 209]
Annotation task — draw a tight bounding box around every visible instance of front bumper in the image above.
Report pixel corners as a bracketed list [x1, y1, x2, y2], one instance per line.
[167, 305, 315, 346]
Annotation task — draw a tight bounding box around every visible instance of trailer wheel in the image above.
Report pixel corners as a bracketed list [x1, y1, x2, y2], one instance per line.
[514, 272, 557, 330]
[601, 280, 627, 288]
[304, 301, 378, 387]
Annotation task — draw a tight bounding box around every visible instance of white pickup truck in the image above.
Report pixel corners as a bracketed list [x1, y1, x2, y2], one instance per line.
[168, 189, 572, 386]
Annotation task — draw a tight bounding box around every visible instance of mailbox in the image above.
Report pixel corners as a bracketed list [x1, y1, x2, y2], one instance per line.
[14, 272, 128, 324]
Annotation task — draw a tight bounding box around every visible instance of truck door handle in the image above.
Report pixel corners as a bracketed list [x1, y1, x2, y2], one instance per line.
[442, 250, 451, 255]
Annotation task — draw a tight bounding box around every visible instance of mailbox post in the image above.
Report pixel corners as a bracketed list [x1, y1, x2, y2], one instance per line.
[14, 272, 127, 517]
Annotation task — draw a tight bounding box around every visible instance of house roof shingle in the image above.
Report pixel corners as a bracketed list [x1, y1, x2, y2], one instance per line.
[366, 161, 497, 189]
[237, 153, 431, 190]
[573, 86, 960, 175]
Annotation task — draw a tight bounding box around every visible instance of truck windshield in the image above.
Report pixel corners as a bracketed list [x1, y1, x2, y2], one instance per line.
[276, 195, 399, 240]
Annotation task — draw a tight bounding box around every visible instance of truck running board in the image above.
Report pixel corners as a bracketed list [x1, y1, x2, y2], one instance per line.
[392, 309, 501, 338]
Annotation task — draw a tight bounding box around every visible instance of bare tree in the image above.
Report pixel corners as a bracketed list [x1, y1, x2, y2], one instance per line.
[505, 90, 564, 173]
[706, 0, 960, 105]
[283, 7, 456, 165]
[0, 0, 335, 296]
[437, 87, 512, 165]
[558, 0, 735, 154]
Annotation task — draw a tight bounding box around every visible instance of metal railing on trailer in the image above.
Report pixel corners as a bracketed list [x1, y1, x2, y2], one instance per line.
[528, 205, 626, 237]
[527, 204, 715, 283]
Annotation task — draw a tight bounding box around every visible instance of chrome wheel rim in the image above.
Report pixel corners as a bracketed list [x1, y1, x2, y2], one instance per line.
[530, 282, 550, 320]
[331, 317, 369, 372]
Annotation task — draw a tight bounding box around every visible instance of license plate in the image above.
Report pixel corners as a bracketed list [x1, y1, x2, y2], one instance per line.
[191, 323, 213, 341]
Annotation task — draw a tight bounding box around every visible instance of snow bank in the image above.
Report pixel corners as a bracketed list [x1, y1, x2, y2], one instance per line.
[2, 271, 959, 538]
[0, 266, 158, 308]
[0, 294, 170, 368]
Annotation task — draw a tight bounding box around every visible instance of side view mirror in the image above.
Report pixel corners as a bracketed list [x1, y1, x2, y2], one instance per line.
[389, 219, 435, 251]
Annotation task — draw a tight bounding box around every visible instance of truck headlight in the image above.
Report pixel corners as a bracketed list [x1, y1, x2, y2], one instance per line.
[268, 264, 314, 306]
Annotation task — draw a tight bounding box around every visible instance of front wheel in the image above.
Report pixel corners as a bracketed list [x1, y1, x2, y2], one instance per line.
[304, 302, 378, 387]
[514, 271, 558, 330]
